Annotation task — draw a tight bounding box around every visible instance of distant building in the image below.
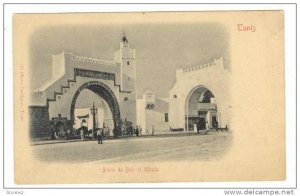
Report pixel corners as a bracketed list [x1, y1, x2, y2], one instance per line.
[136, 90, 169, 134]
[74, 107, 113, 131]
[136, 57, 230, 133]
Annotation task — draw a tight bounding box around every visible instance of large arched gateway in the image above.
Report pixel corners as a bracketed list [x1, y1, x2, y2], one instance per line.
[169, 57, 230, 131]
[29, 34, 137, 140]
[70, 81, 122, 132]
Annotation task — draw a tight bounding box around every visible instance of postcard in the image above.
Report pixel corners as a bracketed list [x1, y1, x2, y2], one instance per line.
[13, 11, 285, 184]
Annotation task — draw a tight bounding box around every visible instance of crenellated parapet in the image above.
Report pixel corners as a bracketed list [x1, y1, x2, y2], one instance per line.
[183, 57, 224, 73]
[71, 54, 115, 66]
[176, 57, 225, 80]
[169, 56, 230, 130]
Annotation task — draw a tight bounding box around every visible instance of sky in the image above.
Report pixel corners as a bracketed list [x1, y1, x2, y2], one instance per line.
[29, 22, 229, 99]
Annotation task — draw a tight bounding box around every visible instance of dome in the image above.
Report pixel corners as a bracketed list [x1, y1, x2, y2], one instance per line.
[121, 35, 128, 43]
[143, 90, 155, 96]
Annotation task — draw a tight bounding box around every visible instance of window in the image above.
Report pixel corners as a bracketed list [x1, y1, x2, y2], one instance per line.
[127, 61, 130, 65]
[198, 111, 207, 116]
[57, 96, 61, 99]
[145, 103, 155, 110]
[124, 97, 129, 101]
[165, 113, 169, 122]
[173, 94, 177, 98]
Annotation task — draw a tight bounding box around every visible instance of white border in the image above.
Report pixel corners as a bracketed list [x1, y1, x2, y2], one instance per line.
[1, 2, 297, 192]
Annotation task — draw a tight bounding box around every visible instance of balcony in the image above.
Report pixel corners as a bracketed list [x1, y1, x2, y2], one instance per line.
[197, 103, 217, 111]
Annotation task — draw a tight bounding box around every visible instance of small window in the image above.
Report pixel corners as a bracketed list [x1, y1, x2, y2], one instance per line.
[165, 113, 169, 122]
[127, 61, 130, 65]
[124, 97, 129, 101]
[145, 103, 155, 109]
[64, 89, 67, 93]
[173, 94, 177, 98]
[57, 96, 61, 99]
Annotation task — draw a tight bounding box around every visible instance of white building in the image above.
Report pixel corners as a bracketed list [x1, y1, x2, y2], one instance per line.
[136, 57, 230, 133]
[136, 90, 169, 134]
[29, 33, 230, 140]
[169, 57, 230, 131]
[74, 106, 114, 131]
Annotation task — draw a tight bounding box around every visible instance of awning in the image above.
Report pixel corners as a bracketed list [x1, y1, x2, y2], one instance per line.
[77, 114, 89, 119]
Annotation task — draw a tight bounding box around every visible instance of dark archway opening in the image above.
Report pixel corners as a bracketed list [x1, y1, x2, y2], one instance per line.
[185, 86, 218, 131]
[70, 81, 121, 138]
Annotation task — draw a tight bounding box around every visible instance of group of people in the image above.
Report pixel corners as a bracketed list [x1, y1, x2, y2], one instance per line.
[97, 124, 144, 144]
[53, 127, 82, 140]
[121, 119, 143, 137]
[193, 120, 219, 134]
[193, 121, 210, 134]
[133, 125, 142, 136]
[123, 125, 143, 136]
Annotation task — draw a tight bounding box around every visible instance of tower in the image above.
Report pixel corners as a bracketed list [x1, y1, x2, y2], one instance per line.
[114, 33, 137, 124]
[114, 33, 137, 97]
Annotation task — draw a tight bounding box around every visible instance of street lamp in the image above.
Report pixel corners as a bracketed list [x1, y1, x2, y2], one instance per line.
[90, 102, 98, 140]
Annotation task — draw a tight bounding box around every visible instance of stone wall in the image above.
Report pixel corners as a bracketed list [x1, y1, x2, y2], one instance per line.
[28, 106, 52, 141]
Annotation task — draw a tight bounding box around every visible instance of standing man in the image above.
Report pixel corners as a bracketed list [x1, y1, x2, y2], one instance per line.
[135, 126, 139, 136]
[139, 125, 142, 136]
[206, 121, 209, 133]
[151, 125, 155, 136]
[113, 128, 119, 139]
[103, 126, 107, 137]
[66, 129, 71, 140]
[97, 129, 103, 144]
[80, 129, 84, 141]
[193, 124, 198, 134]
[106, 127, 110, 137]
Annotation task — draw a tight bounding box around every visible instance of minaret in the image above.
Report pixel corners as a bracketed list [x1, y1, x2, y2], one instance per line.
[114, 32, 138, 125]
[114, 33, 136, 96]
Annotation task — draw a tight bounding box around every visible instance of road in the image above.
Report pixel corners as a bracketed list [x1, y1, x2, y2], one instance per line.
[32, 131, 232, 163]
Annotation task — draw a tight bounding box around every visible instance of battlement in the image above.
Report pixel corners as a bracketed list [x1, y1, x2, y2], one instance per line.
[71, 54, 115, 66]
[182, 57, 224, 73]
[176, 57, 225, 80]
